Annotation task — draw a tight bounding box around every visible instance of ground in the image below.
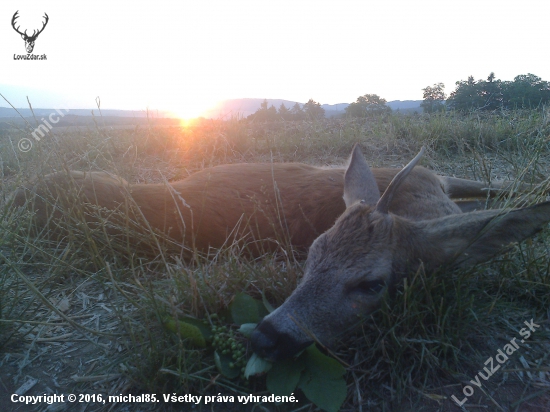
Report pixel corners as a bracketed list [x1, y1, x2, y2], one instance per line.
[1, 114, 549, 411]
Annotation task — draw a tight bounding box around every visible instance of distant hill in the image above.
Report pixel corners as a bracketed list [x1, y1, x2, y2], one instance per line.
[201, 98, 423, 119]
[0, 115, 181, 134]
[386, 100, 424, 112]
[0, 107, 177, 134]
[0, 98, 423, 122]
[0, 107, 169, 118]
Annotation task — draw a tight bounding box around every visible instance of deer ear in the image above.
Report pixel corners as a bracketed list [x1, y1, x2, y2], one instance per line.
[414, 202, 550, 270]
[343, 144, 380, 208]
[376, 147, 424, 214]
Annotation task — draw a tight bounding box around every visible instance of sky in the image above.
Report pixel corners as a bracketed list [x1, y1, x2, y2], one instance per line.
[1, 0, 549, 118]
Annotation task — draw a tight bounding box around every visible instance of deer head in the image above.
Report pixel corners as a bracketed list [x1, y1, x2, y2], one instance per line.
[251, 145, 550, 361]
[12, 11, 49, 54]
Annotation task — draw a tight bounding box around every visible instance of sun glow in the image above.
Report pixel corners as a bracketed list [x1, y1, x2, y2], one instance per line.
[3, 1, 550, 115]
[168, 109, 198, 122]
[163, 104, 202, 121]
[162, 95, 216, 121]
[177, 117, 201, 128]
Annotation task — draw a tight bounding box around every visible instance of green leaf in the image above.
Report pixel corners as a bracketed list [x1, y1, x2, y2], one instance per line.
[266, 356, 305, 396]
[180, 316, 212, 340]
[297, 345, 347, 412]
[298, 370, 347, 412]
[230, 293, 261, 325]
[214, 351, 241, 379]
[238, 323, 257, 338]
[244, 353, 272, 378]
[163, 318, 206, 348]
[303, 345, 346, 378]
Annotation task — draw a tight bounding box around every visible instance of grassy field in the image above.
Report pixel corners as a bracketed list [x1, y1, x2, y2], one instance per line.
[1, 110, 549, 411]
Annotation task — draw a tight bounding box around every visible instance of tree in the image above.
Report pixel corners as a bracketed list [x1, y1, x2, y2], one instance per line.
[421, 83, 446, 113]
[447, 72, 505, 111]
[501, 73, 550, 109]
[447, 74, 504, 112]
[345, 94, 391, 118]
[290, 102, 305, 120]
[267, 104, 277, 119]
[447, 72, 550, 112]
[303, 99, 325, 120]
[447, 76, 484, 111]
[260, 99, 268, 111]
[278, 103, 291, 120]
[478, 72, 503, 110]
[247, 99, 279, 121]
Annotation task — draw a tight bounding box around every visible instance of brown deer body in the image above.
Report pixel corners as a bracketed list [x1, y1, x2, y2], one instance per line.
[7, 163, 458, 251]
[250, 146, 550, 361]
[13, 149, 550, 360]
[12, 159, 512, 255]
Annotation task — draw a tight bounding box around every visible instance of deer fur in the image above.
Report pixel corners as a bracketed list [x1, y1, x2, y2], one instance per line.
[12, 149, 550, 361]
[12, 157, 525, 255]
[251, 146, 550, 361]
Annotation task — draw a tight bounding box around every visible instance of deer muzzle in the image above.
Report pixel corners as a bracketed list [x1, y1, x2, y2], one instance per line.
[251, 319, 313, 361]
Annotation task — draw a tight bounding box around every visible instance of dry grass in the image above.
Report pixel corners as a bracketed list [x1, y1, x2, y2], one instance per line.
[1, 110, 550, 411]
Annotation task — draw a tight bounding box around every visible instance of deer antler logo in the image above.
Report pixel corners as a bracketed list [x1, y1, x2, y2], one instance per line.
[12, 11, 49, 54]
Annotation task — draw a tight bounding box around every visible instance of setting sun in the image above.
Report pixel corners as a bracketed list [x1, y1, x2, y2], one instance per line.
[1, 0, 549, 115]
[166, 105, 207, 121]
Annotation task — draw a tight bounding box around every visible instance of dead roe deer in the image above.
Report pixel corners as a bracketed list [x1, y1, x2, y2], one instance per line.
[250, 146, 550, 361]
[12, 150, 527, 255]
[12, 147, 550, 359]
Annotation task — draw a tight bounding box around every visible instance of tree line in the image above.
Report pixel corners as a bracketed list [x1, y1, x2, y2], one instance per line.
[247, 72, 550, 121]
[247, 99, 326, 121]
[422, 73, 550, 113]
[247, 94, 392, 122]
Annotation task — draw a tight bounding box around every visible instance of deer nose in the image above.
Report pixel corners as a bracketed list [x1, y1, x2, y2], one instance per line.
[251, 319, 312, 361]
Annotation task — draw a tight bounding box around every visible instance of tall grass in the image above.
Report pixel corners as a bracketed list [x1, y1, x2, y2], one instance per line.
[1, 109, 549, 411]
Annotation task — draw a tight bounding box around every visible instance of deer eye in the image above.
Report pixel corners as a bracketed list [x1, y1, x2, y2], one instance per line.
[353, 278, 386, 295]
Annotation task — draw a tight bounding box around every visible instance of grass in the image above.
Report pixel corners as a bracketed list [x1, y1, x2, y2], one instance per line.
[1, 109, 549, 411]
